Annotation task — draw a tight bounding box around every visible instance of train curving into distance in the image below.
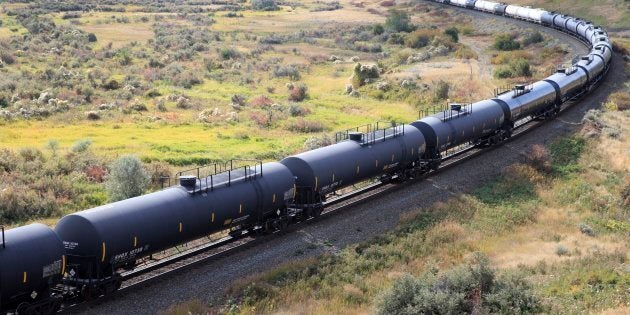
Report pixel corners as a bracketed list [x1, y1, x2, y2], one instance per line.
[0, 1, 612, 313]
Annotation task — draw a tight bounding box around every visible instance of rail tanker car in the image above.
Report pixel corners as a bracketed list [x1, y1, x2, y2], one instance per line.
[0, 1, 612, 313]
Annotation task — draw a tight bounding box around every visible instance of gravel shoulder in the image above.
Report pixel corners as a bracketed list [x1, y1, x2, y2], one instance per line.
[80, 12, 626, 315]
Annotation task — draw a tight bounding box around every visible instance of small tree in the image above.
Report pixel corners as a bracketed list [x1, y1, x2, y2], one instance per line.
[385, 10, 412, 33]
[105, 155, 150, 202]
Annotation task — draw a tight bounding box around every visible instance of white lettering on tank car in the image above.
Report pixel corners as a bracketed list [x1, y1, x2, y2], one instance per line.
[63, 241, 78, 250]
[110, 245, 150, 264]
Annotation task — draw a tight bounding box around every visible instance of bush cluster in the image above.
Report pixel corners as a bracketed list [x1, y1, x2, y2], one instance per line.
[352, 63, 380, 87]
[251, 0, 279, 11]
[0, 140, 107, 223]
[494, 34, 521, 51]
[494, 58, 532, 78]
[375, 253, 541, 315]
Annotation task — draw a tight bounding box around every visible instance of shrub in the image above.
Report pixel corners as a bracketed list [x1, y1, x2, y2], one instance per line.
[522, 31, 543, 46]
[525, 144, 552, 173]
[385, 10, 412, 32]
[103, 79, 120, 90]
[250, 95, 274, 108]
[105, 155, 150, 202]
[579, 223, 596, 237]
[87, 33, 97, 42]
[272, 65, 301, 80]
[494, 34, 521, 51]
[494, 58, 531, 78]
[250, 111, 274, 128]
[220, 47, 240, 60]
[444, 27, 459, 42]
[494, 67, 513, 79]
[433, 80, 449, 101]
[555, 245, 570, 256]
[86, 111, 101, 120]
[288, 84, 308, 102]
[71, 139, 92, 153]
[131, 103, 148, 111]
[287, 118, 323, 133]
[405, 29, 437, 48]
[352, 63, 380, 87]
[304, 134, 334, 150]
[251, 0, 279, 11]
[372, 24, 385, 35]
[511, 58, 532, 77]
[288, 104, 311, 116]
[0, 51, 16, 65]
[375, 253, 541, 315]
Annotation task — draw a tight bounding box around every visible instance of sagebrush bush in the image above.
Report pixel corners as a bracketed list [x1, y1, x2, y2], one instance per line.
[272, 65, 301, 80]
[522, 31, 544, 46]
[105, 155, 150, 202]
[405, 29, 438, 48]
[375, 253, 541, 315]
[251, 0, 278, 11]
[352, 63, 380, 87]
[494, 34, 521, 51]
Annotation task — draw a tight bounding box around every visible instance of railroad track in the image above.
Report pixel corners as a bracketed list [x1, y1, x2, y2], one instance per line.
[61, 8, 605, 315]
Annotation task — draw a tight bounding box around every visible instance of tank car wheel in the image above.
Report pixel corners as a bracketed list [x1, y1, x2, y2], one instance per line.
[16, 302, 31, 314]
[81, 285, 102, 301]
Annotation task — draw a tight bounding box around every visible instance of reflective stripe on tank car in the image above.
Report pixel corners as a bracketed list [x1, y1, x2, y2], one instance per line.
[23, 271, 27, 283]
[356, 165, 360, 175]
[212, 212, 215, 223]
[273, 193, 276, 203]
[101, 242, 106, 262]
[133, 236, 138, 247]
[239, 204, 243, 214]
[179, 222, 183, 233]
[61, 255, 66, 275]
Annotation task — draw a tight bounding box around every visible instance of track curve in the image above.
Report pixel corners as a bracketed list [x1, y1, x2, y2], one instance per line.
[77, 6, 624, 315]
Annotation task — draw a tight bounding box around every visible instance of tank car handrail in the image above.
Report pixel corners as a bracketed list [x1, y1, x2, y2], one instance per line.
[334, 121, 405, 145]
[175, 159, 263, 194]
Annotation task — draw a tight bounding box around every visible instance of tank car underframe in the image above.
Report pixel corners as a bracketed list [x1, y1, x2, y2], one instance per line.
[63, 255, 123, 301]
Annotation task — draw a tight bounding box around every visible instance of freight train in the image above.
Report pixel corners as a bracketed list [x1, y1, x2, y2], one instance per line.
[0, 1, 612, 313]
